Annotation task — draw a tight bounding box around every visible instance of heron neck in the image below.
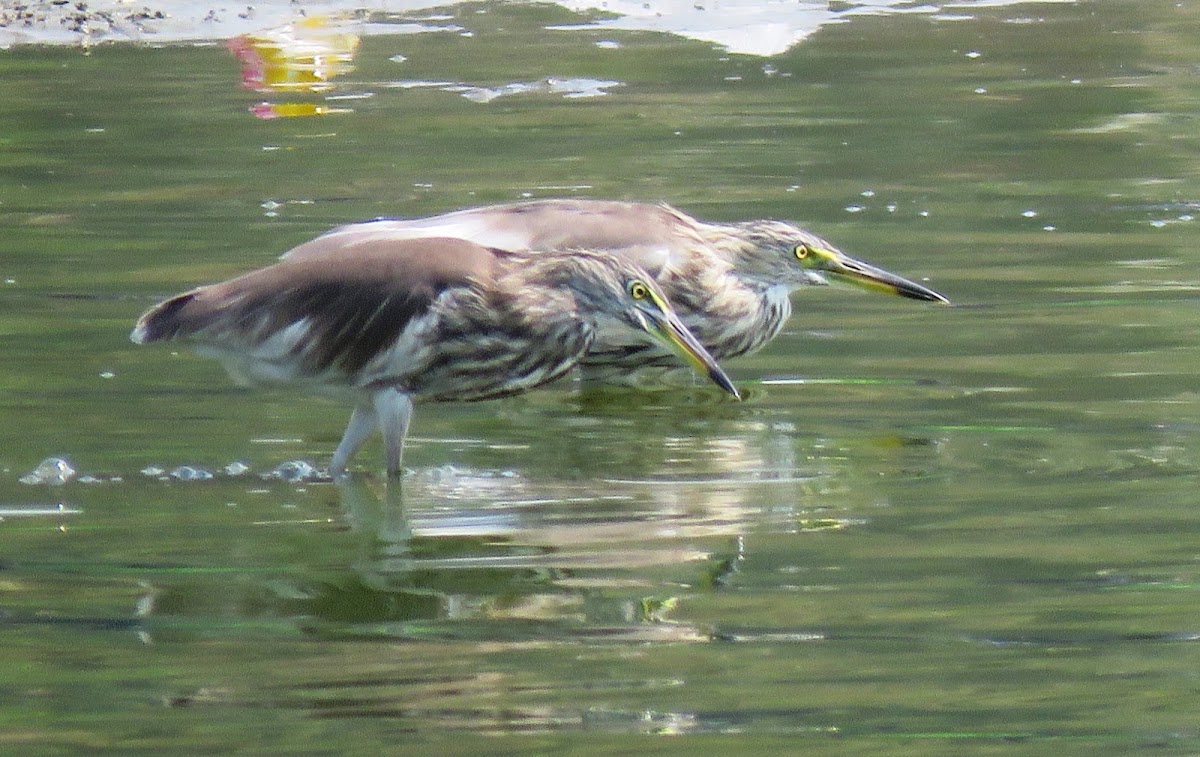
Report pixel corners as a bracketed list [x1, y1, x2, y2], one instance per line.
[693, 221, 749, 262]
[667, 253, 792, 360]
[496, 252, 614, 327]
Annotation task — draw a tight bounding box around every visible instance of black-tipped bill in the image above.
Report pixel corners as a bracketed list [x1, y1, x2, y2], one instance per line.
[813, 248, 949, 304]
[643, 310, 741, 400]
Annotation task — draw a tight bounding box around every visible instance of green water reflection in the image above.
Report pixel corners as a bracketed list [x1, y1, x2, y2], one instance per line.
[2, 1, 1199, 753]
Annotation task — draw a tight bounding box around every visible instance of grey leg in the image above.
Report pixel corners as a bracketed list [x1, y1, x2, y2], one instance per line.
[331, 403, 378, 476]
[373, 388, 414, 478]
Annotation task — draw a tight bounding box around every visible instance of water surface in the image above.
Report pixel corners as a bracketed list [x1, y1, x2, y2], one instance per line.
[2, 2, 1199, 753]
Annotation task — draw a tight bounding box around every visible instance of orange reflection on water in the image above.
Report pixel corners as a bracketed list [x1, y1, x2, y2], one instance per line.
[228, 16, 359, 118]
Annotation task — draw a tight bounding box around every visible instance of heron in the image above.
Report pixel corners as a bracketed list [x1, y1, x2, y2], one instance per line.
[131, 236, 739, 477]
[283, 199, 950, 381]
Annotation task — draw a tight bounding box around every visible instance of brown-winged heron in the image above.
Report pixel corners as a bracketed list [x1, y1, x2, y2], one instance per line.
[284, 199, 950, 380]
[132, 236, 738, 476]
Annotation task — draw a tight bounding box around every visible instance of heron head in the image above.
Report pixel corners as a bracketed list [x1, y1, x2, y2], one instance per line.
[619, 274, 740, 399]
[564, 253, 741, 399]
[734, 220, 949, 304]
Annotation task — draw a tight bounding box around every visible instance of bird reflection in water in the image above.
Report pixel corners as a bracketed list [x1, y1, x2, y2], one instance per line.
[319, 471, 745, 638]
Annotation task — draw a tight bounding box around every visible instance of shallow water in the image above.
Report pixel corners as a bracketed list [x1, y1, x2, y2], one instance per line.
[3, 2, 1200, 753]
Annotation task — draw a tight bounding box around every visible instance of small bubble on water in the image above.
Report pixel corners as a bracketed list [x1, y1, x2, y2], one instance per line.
[269, 460, 322, 483]
[389, 53, 408, 62]
[974, 87, 988, 94]
[860, 189, 875, 198]
[99, 371, 115, 379]
[426, 464, 463, 483]
[844, 205, 865, 214]
[171, 466, 214, 482]
[19, 457, 76, 486]
[1022, 209, 1038, 218]
[966, 50, 982, 59]
[595, 39, 621, 49]
[224, 461, 252, 477]
[1150, 219, 1169, 228]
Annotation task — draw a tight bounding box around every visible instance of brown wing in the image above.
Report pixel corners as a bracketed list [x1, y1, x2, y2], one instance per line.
[284, 200, 707, 277]
[133, 237, 499, 377]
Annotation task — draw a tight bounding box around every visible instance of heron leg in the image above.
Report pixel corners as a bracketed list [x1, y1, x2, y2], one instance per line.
[373, 388, 414, 478]
[331, 403, 378, 477]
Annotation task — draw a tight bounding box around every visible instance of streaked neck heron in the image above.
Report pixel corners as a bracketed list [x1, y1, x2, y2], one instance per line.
[132, 236, 739, 477]
[284, 199, 949, 380]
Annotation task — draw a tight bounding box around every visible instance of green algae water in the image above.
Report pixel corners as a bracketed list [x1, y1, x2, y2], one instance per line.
[2, 2, 1199, 753]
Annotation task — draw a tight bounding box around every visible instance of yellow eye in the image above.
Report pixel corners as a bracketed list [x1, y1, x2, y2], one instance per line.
[628, 281, 650, 300]
[794, 244, 811, 260]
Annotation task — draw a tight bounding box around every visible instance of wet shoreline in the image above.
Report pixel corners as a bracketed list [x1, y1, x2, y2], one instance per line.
[0, 0, 444, 47]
